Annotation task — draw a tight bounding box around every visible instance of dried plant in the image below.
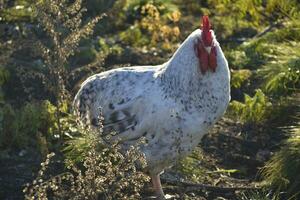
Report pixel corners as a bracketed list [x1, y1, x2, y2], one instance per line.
[28, 0, 105, 137]
[23, 114, 150, 199]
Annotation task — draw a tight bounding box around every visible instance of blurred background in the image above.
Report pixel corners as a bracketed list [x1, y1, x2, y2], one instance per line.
[0, 0, 299, 199]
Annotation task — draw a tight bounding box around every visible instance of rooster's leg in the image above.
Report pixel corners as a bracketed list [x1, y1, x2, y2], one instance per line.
[151, 174, 165, 199]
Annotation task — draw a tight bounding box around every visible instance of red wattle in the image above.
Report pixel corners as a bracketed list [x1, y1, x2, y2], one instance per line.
[198, 43, 209, 74]
[209, 46, 217, 72]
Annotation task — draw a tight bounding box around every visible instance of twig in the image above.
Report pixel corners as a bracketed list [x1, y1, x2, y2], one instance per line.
[253, 21, 283, 39]
[161, 178, 260, 193]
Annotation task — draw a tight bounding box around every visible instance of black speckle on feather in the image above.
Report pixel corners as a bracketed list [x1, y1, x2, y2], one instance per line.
[109, 112, 119, 122]
[118, 124, 126, 133]
[109, 103, 115, 110]
[118, 99, 125, 105]
[128, 117, 135, 125]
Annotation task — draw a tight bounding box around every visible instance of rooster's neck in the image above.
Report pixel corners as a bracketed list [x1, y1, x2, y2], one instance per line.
[157, 29, 206, 98]
[157, 31, 230, 112]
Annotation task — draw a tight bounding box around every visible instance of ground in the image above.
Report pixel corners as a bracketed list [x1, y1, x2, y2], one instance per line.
[0, 117, 279, 200]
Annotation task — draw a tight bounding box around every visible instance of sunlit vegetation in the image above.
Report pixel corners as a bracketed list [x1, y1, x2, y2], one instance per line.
[119, 0, 181, 50]
[231, 69, 252, 89]
[229, 89, 272, 125]
[0, 0, 300, 199]
[24, 120, 149, 200]
[261, 115, 300, 199]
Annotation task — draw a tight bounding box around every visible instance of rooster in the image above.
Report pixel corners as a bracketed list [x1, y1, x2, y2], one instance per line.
[74, 16, 230, 199]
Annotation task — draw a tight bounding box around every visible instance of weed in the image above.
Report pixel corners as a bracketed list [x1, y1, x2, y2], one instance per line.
[23, 115, 150, 199]
[261, 115, 300, 199]
[231, 69, 252, 89]
[229, 89, 272, 125]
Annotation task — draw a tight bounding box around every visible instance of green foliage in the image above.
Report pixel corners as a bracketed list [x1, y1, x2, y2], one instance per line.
[241, 40, 274, 68]
[176, 147, 239, 184]
[63, 129, 97, 163]
[207, 0, 300, 39]
[231, 69, 252, 89]
[262, 57, 300, 96]
[176, 148, 209, 183]
[124, 0, 178, 18]
[0, 101, 57, 152]
[31, 0, 104, 100]
[229, 89, 272, 125]
[238, 190, 280, 200]
[230, 20, 300, 71]
[98, 38, 123, 56]
[226, 50, 248, 69]
[119, 0, 181, 50]
[0, 0, 299, 198]
[7, 0, 107, 146]
[255, 35, 300, 97]
[0, 68, 9, 103]
[83, 0, 116, 17]
[0, 0, 109, 154]
[175, 0, 207, 15]
[260, 21, 300, 43]
[119, 25, 147, 47]
[261, 119, 300, 199]
[0, 0, 35, 22]
[0, 68, 9, 86]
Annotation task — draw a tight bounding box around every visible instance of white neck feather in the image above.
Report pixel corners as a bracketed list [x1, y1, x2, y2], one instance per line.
[156, 29, 230, 108]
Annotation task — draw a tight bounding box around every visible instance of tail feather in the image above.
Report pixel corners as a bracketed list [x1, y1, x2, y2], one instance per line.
[73, 85, 98, 128]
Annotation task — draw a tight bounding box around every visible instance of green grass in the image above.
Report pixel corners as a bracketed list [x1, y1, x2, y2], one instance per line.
[261, 114, 300, 199]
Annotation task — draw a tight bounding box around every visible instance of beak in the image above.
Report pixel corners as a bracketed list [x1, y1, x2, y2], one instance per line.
[204, 46, 212, 54]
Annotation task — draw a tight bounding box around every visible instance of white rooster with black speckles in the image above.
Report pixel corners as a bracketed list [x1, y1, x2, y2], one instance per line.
[73, 16, 230, 199]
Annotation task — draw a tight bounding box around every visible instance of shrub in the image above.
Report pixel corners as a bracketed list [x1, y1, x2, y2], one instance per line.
[229, 89, 272, 125]
[261, 120, 300, 199]
[0, 0, 35, 22]
[207, 0, 300, 40]
[261, 119, 300, 199]
[225, 50, 248, 69]
[0, 101, 58, 152]
[23, 116, 149, 200]
[258, 46, 300, 97]
[119, 0, 181, 50]
[231, 69, 252, 89]
[263, 58, 300, 96]
[238, 190, 280, 200]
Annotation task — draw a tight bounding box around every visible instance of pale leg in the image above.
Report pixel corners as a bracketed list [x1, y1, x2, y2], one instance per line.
[151, 174, 165, 199]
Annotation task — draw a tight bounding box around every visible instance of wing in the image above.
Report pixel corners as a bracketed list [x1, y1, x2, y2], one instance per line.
[99, 95, 147, 144]
[75, 66, 156, 145]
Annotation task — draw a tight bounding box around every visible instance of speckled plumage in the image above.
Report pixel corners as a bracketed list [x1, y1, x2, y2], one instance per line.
[73, 29, 230, 175]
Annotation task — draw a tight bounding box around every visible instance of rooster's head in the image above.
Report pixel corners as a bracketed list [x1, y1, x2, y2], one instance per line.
[194, 16, 217, 74]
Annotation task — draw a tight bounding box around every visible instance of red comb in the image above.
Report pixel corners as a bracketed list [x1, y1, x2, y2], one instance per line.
[202, 15, 210, 33]
[201, 15, 212, 46]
